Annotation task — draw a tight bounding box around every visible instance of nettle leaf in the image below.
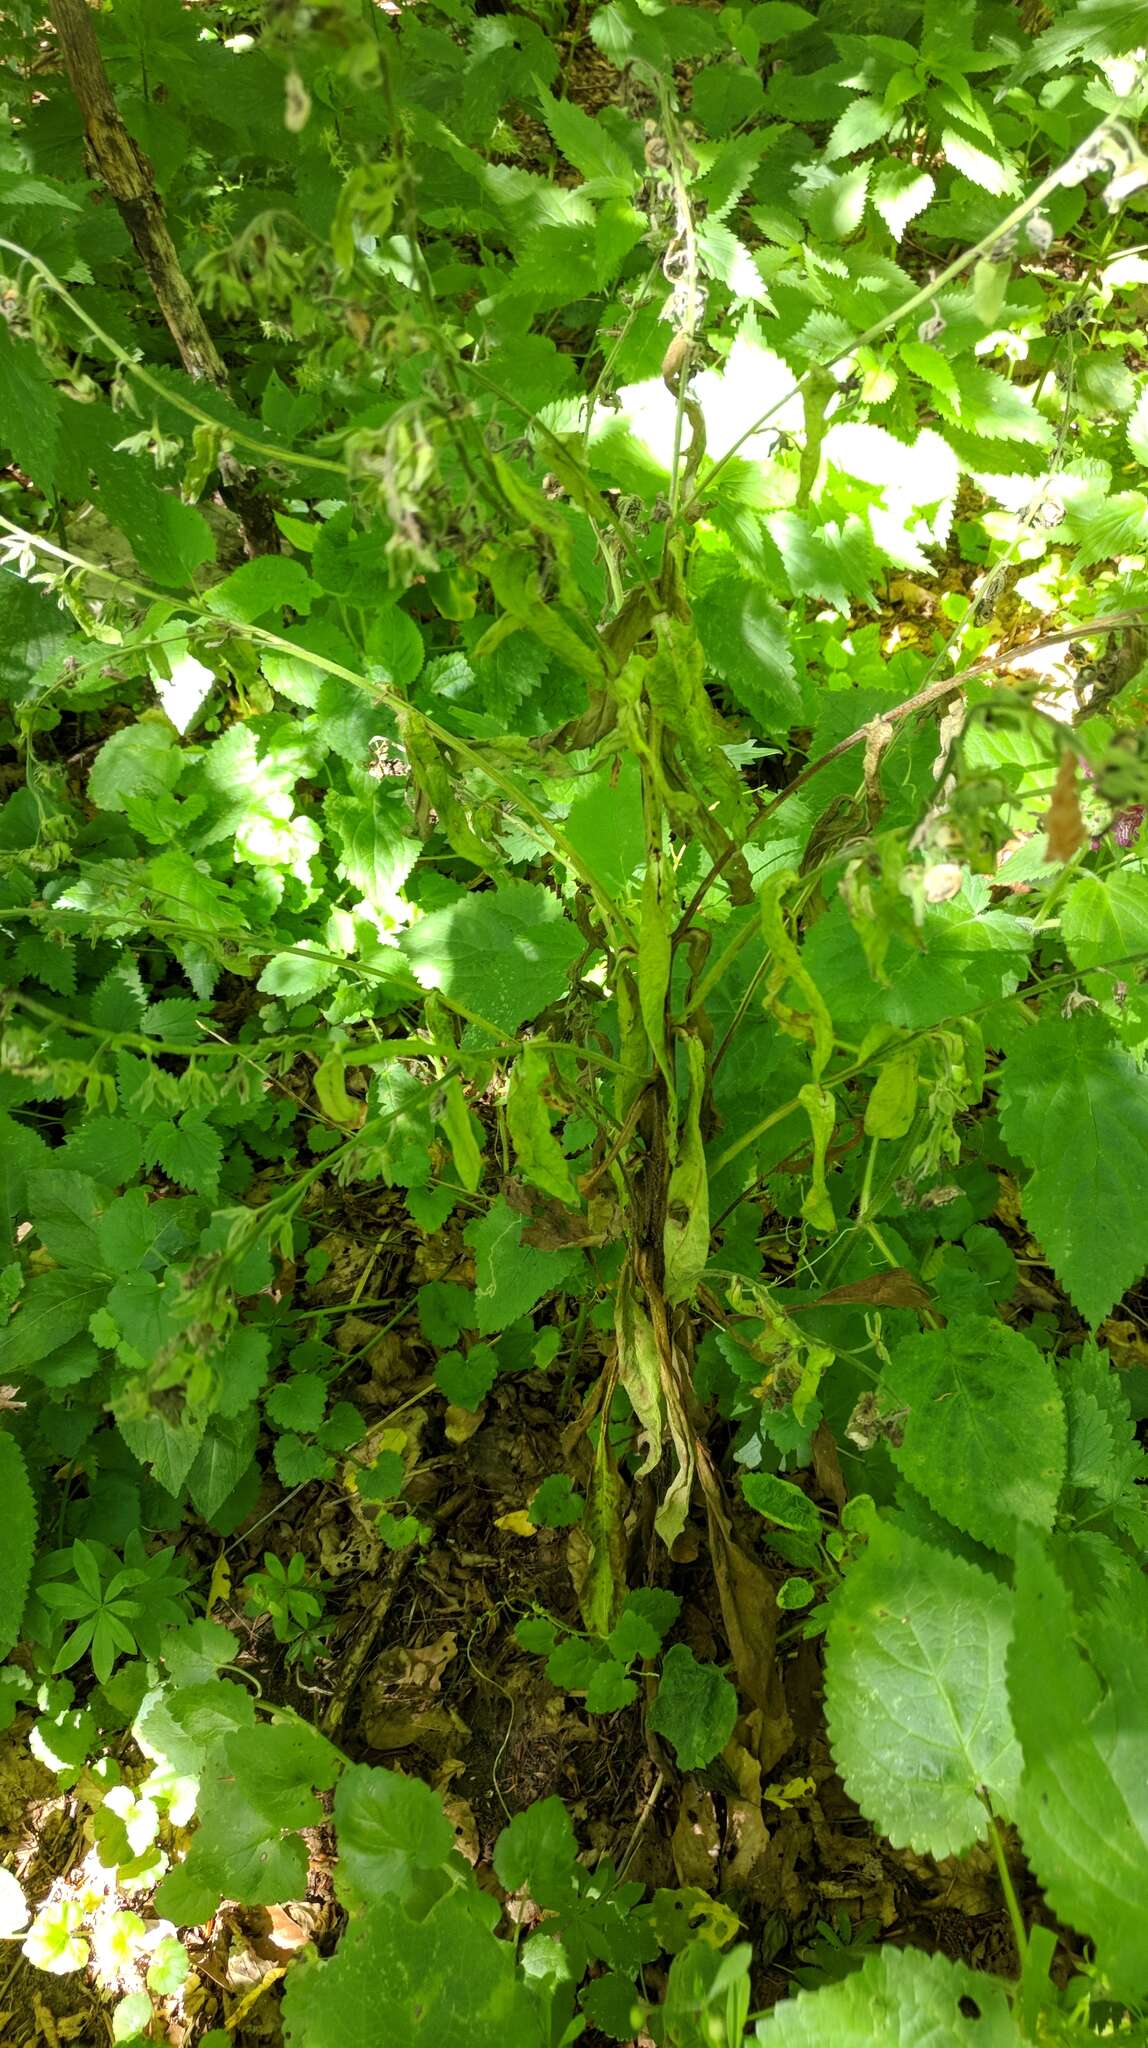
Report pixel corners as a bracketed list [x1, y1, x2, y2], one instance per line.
[0, 1434, 37, 1659]
[694, 574, 801, 732]
[561, 754, 645, 900]
[1010, 1530, 1148, 2002]
[647, 1646, 738, 1770]
[940, 128, 1019, 196]
[754, 1945, 1022, 2044]
[825, 1520, 1020, 1857]
[88, 722, 183, 814]
[871, 163, 935, 241]
[366, 606, 424, 689]
[282, 1888, 543, 2048]
[1061, 488, 1148, 570]
[400, 882, 582, 1033]
[187, 1414, 258, 1525]
[465, 1195, 581, 1335]
[534, 83, 634, 187]
[0, 322, 60, 487]
[997, 1010, 1148, 1326]
[882, 1316, 1065, 1556]
[825, 96, 895, 162]
[143, 1115, 223, 1199]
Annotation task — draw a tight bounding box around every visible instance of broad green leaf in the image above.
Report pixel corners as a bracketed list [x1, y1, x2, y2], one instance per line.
[157, 1721, 339, 1922]
[647, 1646, 738, 1770]
[694, 574, 801, 731]
[325, 792, 417, 915]
[435, 1345, 499, 1410]
[766, 511, 877, 615]
[824, 1520, 1020, 1856]
[88, 723, 183, 814]
[1061, 488, 1148, 569]
[560, 754, 645, 898]
[334, 1764, 454, 1908]
[464, 1196, 581, 1335]
[741, 1471, 821, 1538]
[506, 1049, 579, 1204]
[204, 557, 315, 623]
[1061, 868, 1148, 970]
[997, 1010, 1148, 1326]
[754, 1944, 1022, 2044]
[24, 1170, 108, 1272]
[1010, 1530, 1148, 2002]
[399, 882, 582, 1033]
[882, 1316, 1065, 1555]
[0, 1271, 108, 1377]
[0, 323, 60, 487]
[282, 1888, 543, 2048]
[0, 1434, 36, 1659]
[365, 605, 424, 688]
[535, 84, 634, 186]
[186, 1415, 258, 1525]
[257, 950, 340, 1002]
[494, 1795, 578, 1907]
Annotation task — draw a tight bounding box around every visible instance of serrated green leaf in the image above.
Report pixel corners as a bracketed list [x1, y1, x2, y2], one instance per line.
[157, 1721, 339, 1922]
[940, 128, 1018, 196]
[465, 1194, 580, 1335]
[88, 722, 182, 814]
[400, 882, 581, 1034]
[143, 1115, 222, 1198]
[0, 1434, 37, 1658]
[824, 1520, 1019, 1856]
[997, 1010, 1148, 1326]
[882, 1316, 1065, 1555]
[186, 1414, 258, 1524]
[754, 1944, 1022, 2043]
[825, 96, 895, 162]
[0, 323, 60, 487]
[871, 163, 935, 241]
[282, 1888, 543, 2048]
[1061, 868, 1148, 969]
[0, 1271, 108, 1377]
[1010, 1529, 1148, 2002]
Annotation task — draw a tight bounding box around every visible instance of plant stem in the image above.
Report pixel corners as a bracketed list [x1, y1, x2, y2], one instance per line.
[988, 1812, 1029, 1970]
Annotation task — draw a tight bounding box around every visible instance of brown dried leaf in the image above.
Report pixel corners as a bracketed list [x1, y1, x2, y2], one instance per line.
[671, 1781, 721, 1889]
[1044, 749, 1086, 861]
[809, 1268, 933, 1312]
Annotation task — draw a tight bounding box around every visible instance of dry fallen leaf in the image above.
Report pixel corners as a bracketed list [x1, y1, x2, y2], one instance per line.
[1044, 749, 1086, 861]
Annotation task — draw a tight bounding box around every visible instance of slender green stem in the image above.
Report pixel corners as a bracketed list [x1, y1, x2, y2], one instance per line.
[987, 1811, 1029, 1970]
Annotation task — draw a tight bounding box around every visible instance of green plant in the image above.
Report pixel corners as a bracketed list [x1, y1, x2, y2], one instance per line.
[241, 1549, 329, 1668]
[1, 0, 1148, 2036]
[30, 1537, 190, 1686]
